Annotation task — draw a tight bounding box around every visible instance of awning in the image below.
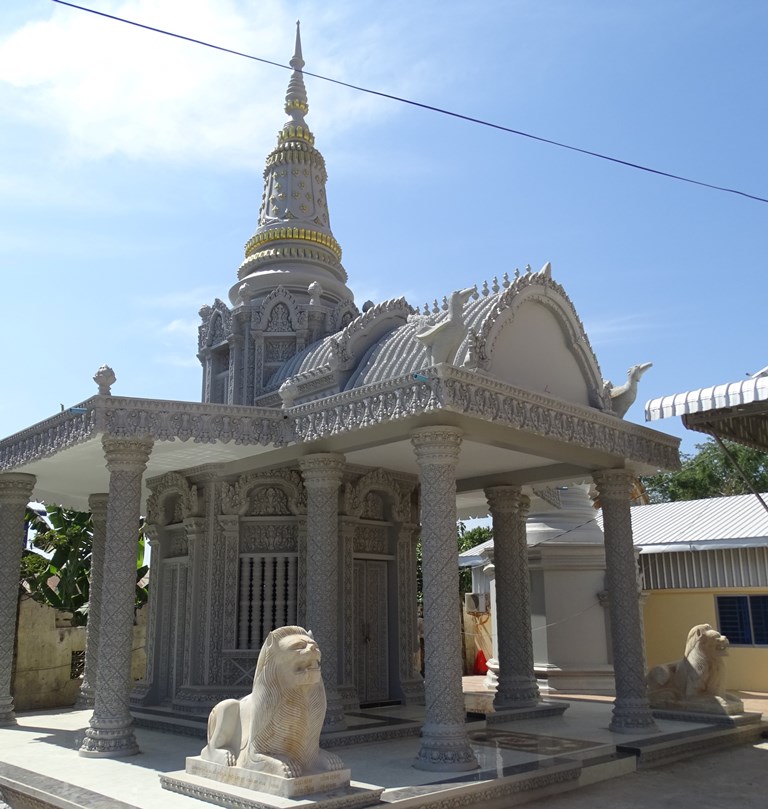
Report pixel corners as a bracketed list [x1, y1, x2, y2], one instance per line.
[644, 374, 768, 452]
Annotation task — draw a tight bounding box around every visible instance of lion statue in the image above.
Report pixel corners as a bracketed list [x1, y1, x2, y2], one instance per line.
[646, 623, 743, 713]
[201, 626, 345, 778]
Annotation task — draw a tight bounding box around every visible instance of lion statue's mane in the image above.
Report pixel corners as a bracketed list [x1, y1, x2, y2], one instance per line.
[646, 623, 741, 710]
[201, 625, 344, 777]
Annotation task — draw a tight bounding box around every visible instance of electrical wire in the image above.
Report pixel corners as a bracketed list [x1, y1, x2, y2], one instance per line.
[51, 0, 768, 205]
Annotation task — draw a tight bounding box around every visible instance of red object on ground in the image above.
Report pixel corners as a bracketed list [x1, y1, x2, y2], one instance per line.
[474, 648, 488, 675]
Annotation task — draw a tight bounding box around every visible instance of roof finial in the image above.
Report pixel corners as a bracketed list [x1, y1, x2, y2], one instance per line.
[284, 20, 308, 126]
[293, 20, 303, 66]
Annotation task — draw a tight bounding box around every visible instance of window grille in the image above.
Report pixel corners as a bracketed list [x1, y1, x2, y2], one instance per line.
[237, 553, 298, 650]
[716, 595, 768, 645]
[70, 650, 86, 679]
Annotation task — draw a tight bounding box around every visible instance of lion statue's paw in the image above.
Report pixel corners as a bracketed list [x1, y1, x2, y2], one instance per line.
[200, 746, 238, 767]
[317, 750, 346, 772]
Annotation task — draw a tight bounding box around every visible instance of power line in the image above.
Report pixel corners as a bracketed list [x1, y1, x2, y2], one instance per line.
[52, 0, 768, 205]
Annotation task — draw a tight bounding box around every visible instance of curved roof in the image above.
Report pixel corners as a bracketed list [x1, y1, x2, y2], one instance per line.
[266, 267, 609, 413]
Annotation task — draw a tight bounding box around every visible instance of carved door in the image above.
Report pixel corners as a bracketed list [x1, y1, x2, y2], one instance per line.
[353, 559, 389, 704]
[157, 560, 188, 702]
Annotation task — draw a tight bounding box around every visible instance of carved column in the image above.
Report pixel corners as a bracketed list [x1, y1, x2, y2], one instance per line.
[80, 437, 153, 757]
[593, 469, 657, 733]
[227, 333, 244, 405]
[411, 427, 478, 772]
[299, 454, 346, 730]
[78, 493, 108, 707]
[339, 517, 358, 711]
[396, 524, 424, 704]
[132, 525, 161, 705]
[486, 486, 540, 708]
[184, 517, 207, 686]
[0, 473, 36, 725]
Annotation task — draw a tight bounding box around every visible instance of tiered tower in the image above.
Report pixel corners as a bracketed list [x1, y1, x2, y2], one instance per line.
[199, 23, 359, 405]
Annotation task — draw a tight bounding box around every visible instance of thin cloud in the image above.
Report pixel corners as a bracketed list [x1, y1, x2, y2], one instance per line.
[162, 318, 200, 338]
[0, 1, 416, 169]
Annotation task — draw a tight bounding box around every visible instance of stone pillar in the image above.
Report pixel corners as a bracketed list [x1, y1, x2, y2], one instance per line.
[593, 469, 657, 733]
[0, 473, 36, 726]
[131, 526, 160, 705]
[80, 437, 153, 757]
[338, 518, 358, 711]
[299, 454, 346, 731]
[486, 486, 539, 709]
[396, 524, 424, 704]
[78, 493, 108, 707]
[411, 427, 478, 772]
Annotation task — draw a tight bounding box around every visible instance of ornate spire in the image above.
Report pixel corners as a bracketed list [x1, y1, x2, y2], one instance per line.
[232, 23, 353, 309]
[284, 21, 309, 130]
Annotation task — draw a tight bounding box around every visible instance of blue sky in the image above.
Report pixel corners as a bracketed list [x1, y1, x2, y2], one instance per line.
[1, 1, 766, 457]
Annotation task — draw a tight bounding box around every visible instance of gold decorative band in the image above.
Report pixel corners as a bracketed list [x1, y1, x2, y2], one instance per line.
[278, 125, 314, 145]
[245, 227, 342, 260]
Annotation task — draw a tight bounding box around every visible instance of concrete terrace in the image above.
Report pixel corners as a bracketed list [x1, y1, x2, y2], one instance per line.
[0, 686, 766, 809]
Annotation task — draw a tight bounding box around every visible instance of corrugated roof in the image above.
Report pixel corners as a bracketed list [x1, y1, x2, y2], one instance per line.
[644, 376, 768, 421]
[459, 493, 768, 563]
[610, 493, 768, 553]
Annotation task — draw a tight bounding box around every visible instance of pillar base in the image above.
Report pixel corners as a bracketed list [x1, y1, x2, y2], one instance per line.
[414, 723, 479, 772]
[609, 698, 659, 734]
[79, 721, 140, 758]
[0, 696, 16, 726]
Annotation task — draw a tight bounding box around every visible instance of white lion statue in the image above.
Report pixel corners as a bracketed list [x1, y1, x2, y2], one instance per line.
[646, 623, 743, 713]
[201, 626, 345, 777]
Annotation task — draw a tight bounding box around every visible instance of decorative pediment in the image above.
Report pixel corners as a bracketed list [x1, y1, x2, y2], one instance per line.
[145, 471, 199, 526]
[343, 467, 413, 523]
[469, 267, 608, 410]
[252, 286, 307, 332]
[220, 469, 306, 516]
[329, 298, 361, 332]
[329, 297, 412, 371]
[198, 299, 232, 350]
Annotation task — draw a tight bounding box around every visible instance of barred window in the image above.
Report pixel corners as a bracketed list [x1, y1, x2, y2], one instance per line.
[237, 554, 298, 650]
[716, 595, 768, 645]
[70, 650, 86, 679]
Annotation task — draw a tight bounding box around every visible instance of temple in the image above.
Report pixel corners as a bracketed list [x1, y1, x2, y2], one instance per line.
[0, 24, 680, 772]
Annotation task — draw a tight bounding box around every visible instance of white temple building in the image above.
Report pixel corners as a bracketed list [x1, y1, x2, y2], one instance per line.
[0, 26, 680, 772]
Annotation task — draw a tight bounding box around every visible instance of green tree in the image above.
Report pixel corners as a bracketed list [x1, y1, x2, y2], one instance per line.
[641, 439, 768, 503]
[20, 504, 149, 625]
[457, 523, 493, 597]
[415, 522, 493, 605]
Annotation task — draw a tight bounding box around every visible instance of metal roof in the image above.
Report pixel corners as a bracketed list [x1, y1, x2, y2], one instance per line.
[459, 492, 768, 563]
[644, 376, 768, 422]
[609, 493, 768, 553]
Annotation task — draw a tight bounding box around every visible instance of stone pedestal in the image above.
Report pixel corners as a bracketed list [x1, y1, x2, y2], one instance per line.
[162, 761, 383, 809]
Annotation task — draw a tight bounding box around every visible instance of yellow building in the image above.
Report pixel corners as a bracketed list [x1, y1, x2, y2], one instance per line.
[635, 494, 768, 692]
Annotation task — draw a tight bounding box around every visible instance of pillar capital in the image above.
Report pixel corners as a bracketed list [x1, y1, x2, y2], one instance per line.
[0, 473, 36, 506]
[88, 493, 109, 519]
[484, 484, 521, 515]
[299, 453, 345, 486]
[102, 436, 153, 472]
[410, 426, 462, 465]
[593, 468, 635, 501]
